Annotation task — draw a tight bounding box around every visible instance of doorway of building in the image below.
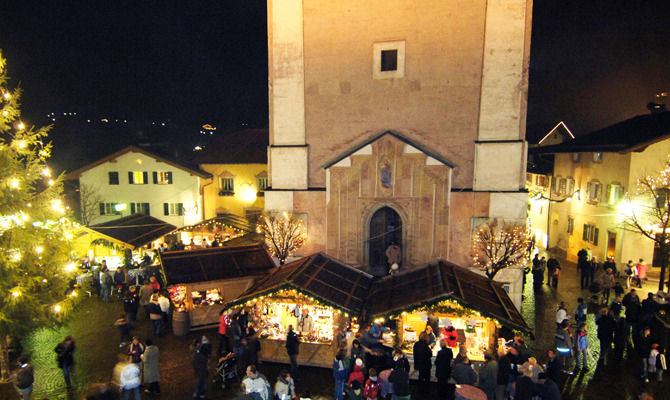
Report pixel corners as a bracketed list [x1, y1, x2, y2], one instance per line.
[368, 206, 402, 276]
[606, 232, 616, 259]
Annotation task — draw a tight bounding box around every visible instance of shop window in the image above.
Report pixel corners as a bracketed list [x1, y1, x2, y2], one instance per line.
[191, 289, 223, 308]
[163, 203, 183, 216]
[593, 152, 603, 162]
[169, 286, 187, 312]
[99, 202, 122, 216]
[535, 175, 546, 187]
[373, 40, 405, 79]
[128, 171, 148, 185]
[108, 171, 119, 185]
[130, 202, 150, 215]
[572, 153, 581, 163]
[153, 171, 173, 184]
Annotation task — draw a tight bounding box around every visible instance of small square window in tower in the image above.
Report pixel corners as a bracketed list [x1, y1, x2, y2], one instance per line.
[380, 50, 398, 71]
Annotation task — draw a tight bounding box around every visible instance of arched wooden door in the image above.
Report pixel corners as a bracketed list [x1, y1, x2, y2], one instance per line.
[368, 206, 402, 276]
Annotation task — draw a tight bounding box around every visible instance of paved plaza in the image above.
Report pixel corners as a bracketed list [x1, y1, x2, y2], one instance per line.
[18, 259, 670, 399]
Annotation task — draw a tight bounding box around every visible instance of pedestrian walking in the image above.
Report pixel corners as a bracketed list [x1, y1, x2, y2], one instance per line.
[192, 337, 210, 400]
[274, 370, 297, 400]
[114, 314, 131, 348]
[613, 315, 626, 363]
[412, 332, 432, 394]
[547, 255, 561, 288]
[348, 359, 365, 387]
[147, 295, 163, 337]
[286, 324, 300, 376]
[536, 372, 561, 400]
[142, 339, 160, 394]
[333, 349, 349, 400]
[119, 361, 141, 400]
[648, 344, 667, 382]
[157, 291, 170, 331]
[596, 308, 616, 366]
[452, 354, 477, 385]
[574, 323, 590, 372]
[600, 268, 616, 304]
[478, 352, 498, 400]
[625, 260, 637, 289]
[241, 364, 271, 400]
[138, 283, 154, 320]
[496, 347, 511, 400]
[435, 339, 453, 398]
[555, 322, 572, 371]
[514, 363, 538, 400]
[15, 356, 34, 400]
[556, 302, 568, 327]
[532, 256, 546, 291]
[574, 298, 587, 325]
[123, 286, 139, 324]
[636, 259, 648, 288]
[545, 349, 560, 383]
[54, 335, 75, 388]
[127, 336, 145, 365]
[603, 256, 617, 276]
[349, 340, 365, 373]
[100, 268, 113, 302]
[636, 327, 652, 382]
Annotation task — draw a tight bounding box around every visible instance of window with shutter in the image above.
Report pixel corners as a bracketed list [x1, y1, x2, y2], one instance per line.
[163, 203, 169, 216]
[583, 225, 589, 241]
[129, 171, 146, 184]
[108, 172, 119, 185]
[154, 171, 173, 184]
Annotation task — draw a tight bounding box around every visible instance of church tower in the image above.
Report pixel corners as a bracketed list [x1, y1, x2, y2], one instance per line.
[265, 0, 532, 298]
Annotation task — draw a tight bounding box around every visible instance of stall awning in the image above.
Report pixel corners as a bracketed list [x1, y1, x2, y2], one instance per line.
[160, 243, 276, 284]
[176, 214, 255, 234]
[226, 252, 375, 315]
[85, 214, 177, 250]
[364, 261, 531, 334]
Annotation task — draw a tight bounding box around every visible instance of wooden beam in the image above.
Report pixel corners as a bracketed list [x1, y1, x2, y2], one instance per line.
[489, 280, 513, 320]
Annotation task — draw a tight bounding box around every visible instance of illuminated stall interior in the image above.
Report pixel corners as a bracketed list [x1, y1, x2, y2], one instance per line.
[72, 213, 176, 268]
[173, 214, 255, 248]
[160, 243, 276, 330]
[225, 253, 375, 367]
[365, 260, 531, 362]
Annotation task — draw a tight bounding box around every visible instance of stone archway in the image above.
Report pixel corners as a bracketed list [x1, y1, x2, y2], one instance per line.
[368, 206, 403, 276]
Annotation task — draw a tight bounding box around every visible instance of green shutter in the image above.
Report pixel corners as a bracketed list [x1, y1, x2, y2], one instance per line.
[128, 172, 134, 184]
[143, 172, 148, 184]
[594, 228, 599, 245]
[152, 172, 158, 184]
[144, 203, 150, 215]
[177, 203, 184, 216]
[99, 203, 105, 215]
[583, 225, 589, 241]
[163, 203, 169, 216]
[130, 203, 136, 214]
[167, 172, 173, 184]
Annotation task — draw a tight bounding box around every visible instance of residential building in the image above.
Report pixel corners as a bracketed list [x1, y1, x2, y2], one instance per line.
[196, 128, 268, 222]
[529, 111, 670, 266]
[65, 146, 210, 227]
[265, 1, 532, 306]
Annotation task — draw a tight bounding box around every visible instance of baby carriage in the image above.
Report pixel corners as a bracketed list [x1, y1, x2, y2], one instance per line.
[214, 352, 239, 389]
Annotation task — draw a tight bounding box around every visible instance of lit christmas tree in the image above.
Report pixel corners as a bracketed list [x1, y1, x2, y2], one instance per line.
[257, 212, 306, 265]
[621, 156, 670, 292]
[472, 219, 530, 279]
[0, 51, 78, 378]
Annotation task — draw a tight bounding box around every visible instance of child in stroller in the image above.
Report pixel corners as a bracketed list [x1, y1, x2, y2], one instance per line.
[214, 352, 239, 389]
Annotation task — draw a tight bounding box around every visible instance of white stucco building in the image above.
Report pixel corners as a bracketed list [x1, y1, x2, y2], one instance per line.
[66, 146, 210, 227]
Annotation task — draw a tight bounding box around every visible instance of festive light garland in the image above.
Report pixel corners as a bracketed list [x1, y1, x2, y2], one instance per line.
[226, 285, 351, 318]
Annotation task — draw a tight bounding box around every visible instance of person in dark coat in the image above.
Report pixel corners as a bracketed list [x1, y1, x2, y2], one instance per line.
[514, 363, 538, 400]
[613, 315, 627, 363]
[452, 355, 477, 386]
[545, 349, 561, 384]
[536, 372, 561, 400]
[413, 332, 432, 394]
[54, 335, 75, 388]
[286, 324, 300, 376]
[596, 309, 616, 366]
[123, 286, 139, 324]
[496, 348, 512, 400]
[387, 362, 411, 400]
[393, 348, 410, 373]
[192, 339, 209, 400]
[478, 352, 498, 400]
[435, 339, 453, 398]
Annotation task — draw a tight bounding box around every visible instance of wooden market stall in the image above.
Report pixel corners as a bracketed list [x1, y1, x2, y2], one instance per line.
[159, 243, 276, 333]
[172, 214, 255, 248]
[225, 252, 375, 368]
[364, 260, 531, 363]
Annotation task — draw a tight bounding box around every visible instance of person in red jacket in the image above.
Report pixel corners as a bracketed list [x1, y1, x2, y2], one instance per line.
[636, 259, 648, 288]
[218, 309, 230, 356]
[363, 368, 380, 400]
[348, 359, 365, 387]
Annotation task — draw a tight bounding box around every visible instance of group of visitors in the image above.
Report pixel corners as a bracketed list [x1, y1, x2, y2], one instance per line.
[531, 254, 562, 291]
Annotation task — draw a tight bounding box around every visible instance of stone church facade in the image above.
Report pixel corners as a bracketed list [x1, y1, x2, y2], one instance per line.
[264, 0, 531, 300]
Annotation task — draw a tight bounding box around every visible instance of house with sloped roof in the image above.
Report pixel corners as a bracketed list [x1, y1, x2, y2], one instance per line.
[529, 111, 670, 266]
[196, 128, 268, 223]
[65, 146, 211, 228]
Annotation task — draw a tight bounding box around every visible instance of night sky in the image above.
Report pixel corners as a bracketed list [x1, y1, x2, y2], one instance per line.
[0, 1, 669, 172]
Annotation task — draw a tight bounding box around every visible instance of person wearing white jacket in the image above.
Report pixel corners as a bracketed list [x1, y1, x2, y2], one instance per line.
[242, 365, 271, 400]
[120, 361, 141, 400]
[648, 344, 667, 382]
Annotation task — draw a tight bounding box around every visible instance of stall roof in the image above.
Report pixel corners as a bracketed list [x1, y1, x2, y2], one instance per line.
[176, 214, 255, 234]
[160, 243, 276, 284]
[85, 214, 177, 250]
[227, 252, 375, 315]
[365, 261, 530, 334]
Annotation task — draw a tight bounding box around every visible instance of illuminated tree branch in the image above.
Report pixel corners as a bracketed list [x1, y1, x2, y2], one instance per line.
[472, 219, 530, 279]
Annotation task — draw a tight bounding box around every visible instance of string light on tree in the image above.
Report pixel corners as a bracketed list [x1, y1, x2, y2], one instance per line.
[472, 219, 530, 279]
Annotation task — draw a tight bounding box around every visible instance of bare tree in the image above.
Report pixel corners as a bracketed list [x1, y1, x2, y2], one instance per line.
[621, 158, 670, 292]
[472, 219, 530, 279]
[257, 212, 307, 265]
[78, 183, 102, 225]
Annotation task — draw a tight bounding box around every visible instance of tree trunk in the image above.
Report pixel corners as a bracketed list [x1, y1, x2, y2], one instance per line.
[660, 246, 668, 292]
[0, 335, 9, 381]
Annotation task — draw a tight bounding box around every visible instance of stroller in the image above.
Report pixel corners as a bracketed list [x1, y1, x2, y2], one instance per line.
[214, 352, 239, 389]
